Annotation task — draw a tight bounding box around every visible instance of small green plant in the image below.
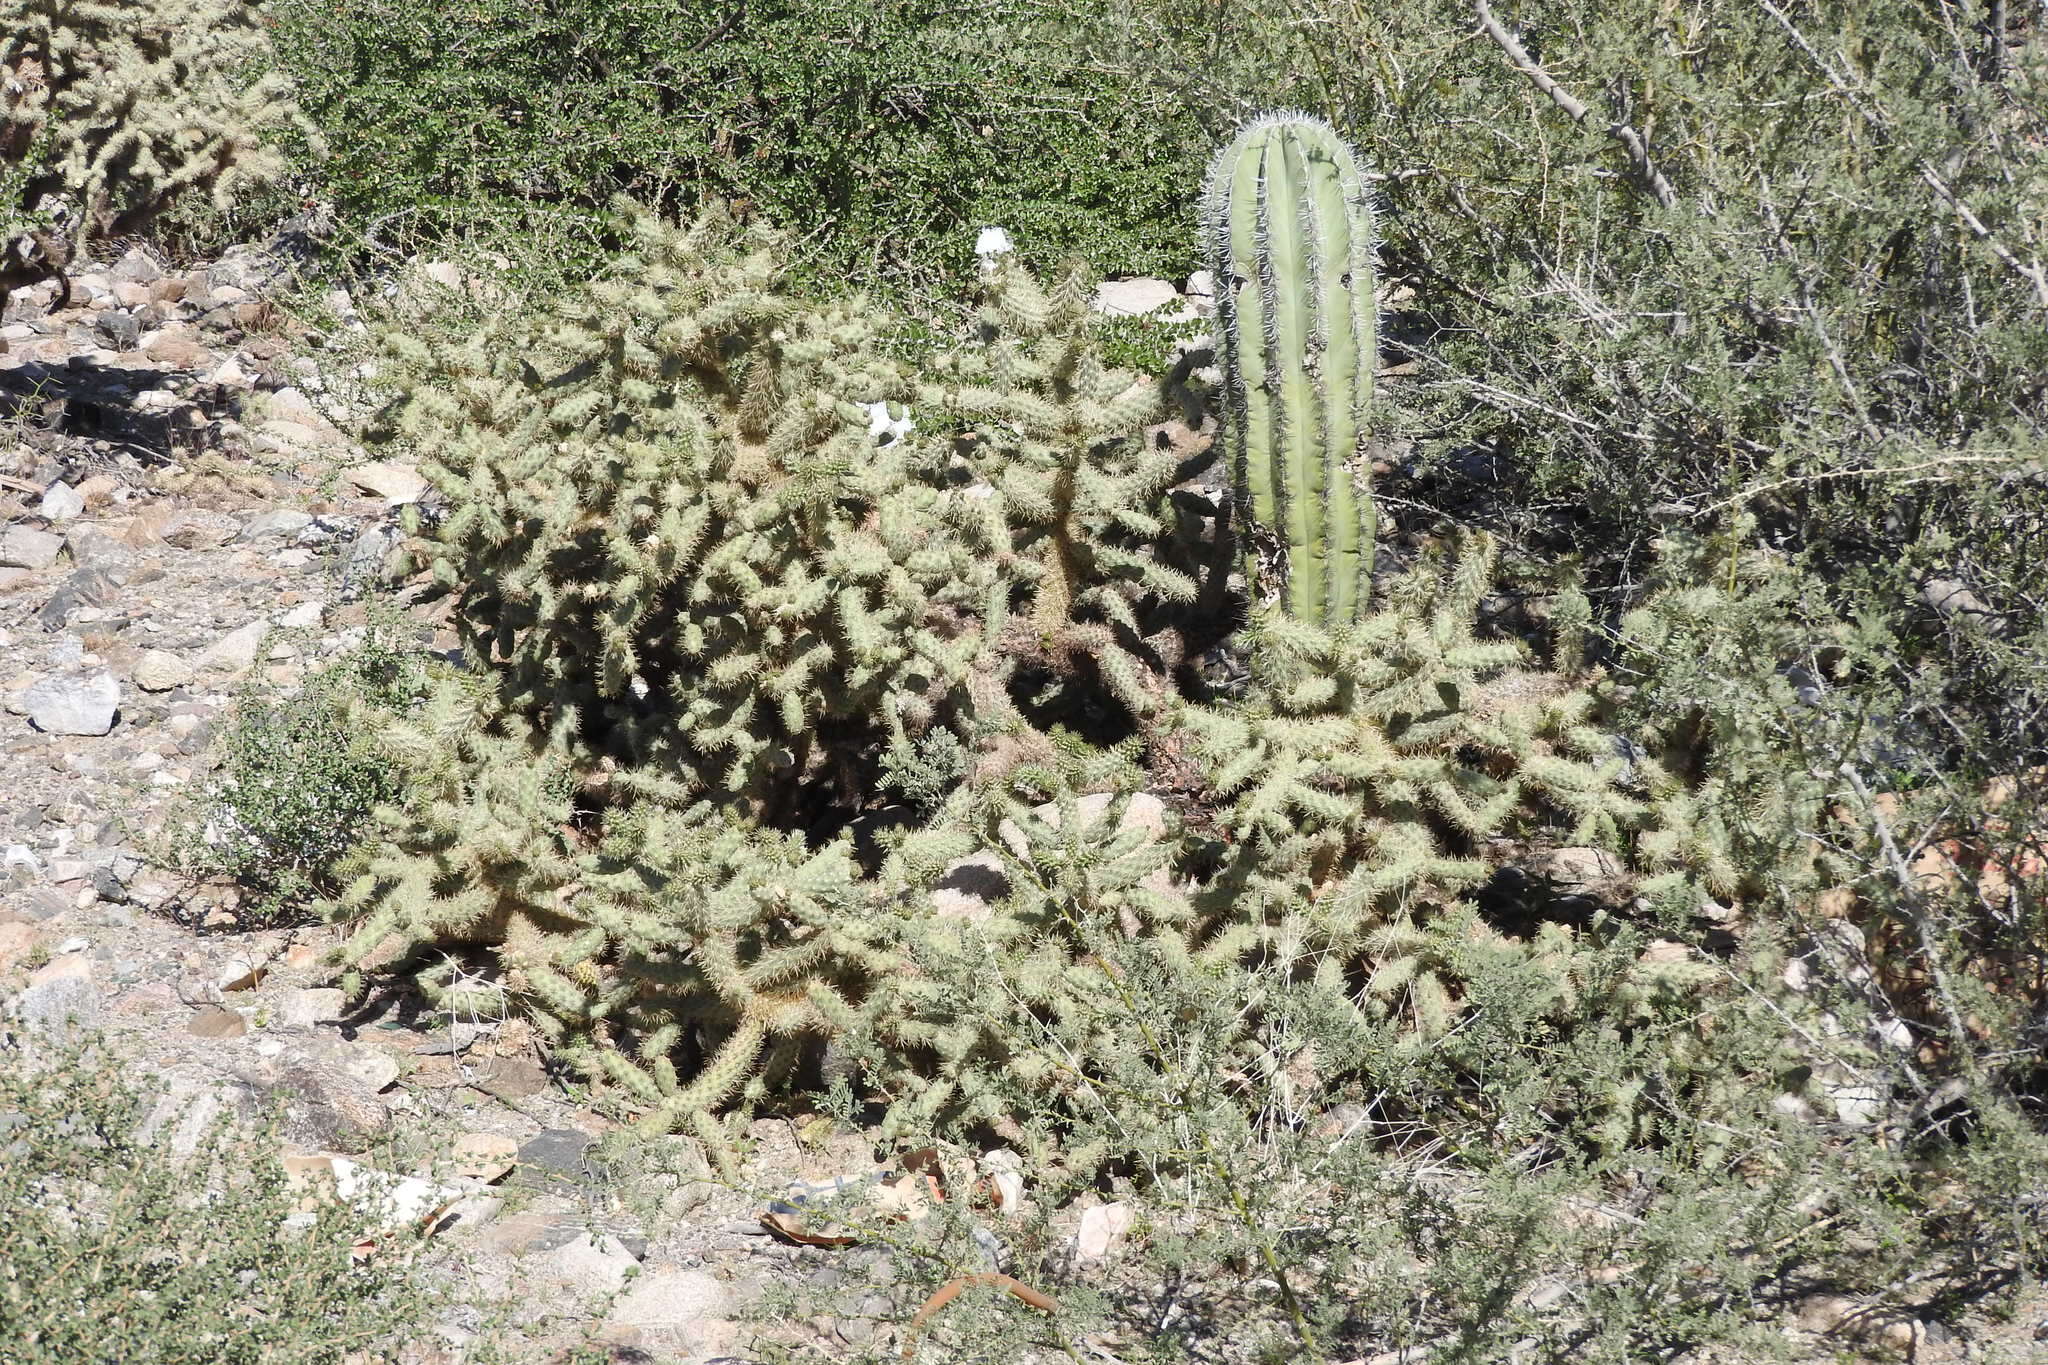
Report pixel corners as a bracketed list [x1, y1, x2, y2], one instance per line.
[0, 1042, 443, 1363]
[167, 624, 429, 926]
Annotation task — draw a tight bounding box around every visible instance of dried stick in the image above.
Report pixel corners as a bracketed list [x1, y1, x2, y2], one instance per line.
[1472, 1, 1678, 210]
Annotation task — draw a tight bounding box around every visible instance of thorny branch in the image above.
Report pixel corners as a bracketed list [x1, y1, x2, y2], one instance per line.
[1756, 0, 2048, 312]
[1471, 0, 1679, 210]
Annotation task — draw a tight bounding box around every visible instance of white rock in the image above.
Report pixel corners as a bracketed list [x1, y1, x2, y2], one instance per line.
[544, 1232, 641, 1298]
[343, 460, 428, 505]
[14, 954, 100, 1043]
[0, 526, 63, 570]
[23, 672, 120, 735]
[265, 386, 324, 426]
[200, 621, 268, 674]
[609, 1267, 732, 1329]
[1092, 277, 1181, 317]
[863, 401, 913, 447]
[277, 601, 324, 629]
[208, 357, 254, 390]
[1185, 269, 1216, 298]
[1073, 1201, 1134, 1260]
[39, 482, 85, 522]
[277, 987, 346, 1029]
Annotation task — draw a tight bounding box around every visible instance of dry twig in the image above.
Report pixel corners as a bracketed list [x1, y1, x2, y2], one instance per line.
[1472, 0, 1679, 210]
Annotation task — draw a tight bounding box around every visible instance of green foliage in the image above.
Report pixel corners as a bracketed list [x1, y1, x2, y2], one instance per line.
[0, 1043, 442, 1362]
[0, 0, 307, 250]
[166, 625, 428, 927]
[1203, 113, 1378, 626]
[267, 0, 1213, 289]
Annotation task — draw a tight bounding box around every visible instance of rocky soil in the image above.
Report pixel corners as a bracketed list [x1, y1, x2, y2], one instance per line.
[3, 240, 2044, 1365]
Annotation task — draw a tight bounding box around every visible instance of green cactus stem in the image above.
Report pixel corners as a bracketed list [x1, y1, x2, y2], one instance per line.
[1202, 113, 1378, 627]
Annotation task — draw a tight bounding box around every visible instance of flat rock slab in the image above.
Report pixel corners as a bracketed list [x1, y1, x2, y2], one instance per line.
[0, 527, 62, 570]
[23, 672, 119, 735]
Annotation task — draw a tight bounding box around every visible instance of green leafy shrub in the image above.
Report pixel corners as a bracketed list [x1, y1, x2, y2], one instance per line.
[169, 626, 429, 926]
[267, 0, 1215, 288]
[0, 1043, 442, 1363]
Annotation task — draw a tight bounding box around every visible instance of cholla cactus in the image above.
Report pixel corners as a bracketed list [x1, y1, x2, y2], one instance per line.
[1179, 536, 1652, 989]
[920, 253, 1202, 720]
[329, 679, 897, 1163]
[1202, 113, 1378, 627]
[2, 0, 307, 277]
[381, 202, 995, 816]
[339, 210, 1213, 1156]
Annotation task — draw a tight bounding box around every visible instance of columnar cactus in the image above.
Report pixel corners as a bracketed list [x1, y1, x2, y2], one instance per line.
[1201, 114, 1378, 627]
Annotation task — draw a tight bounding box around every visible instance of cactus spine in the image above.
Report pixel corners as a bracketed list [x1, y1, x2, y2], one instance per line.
[1202, 113, 1378, 627]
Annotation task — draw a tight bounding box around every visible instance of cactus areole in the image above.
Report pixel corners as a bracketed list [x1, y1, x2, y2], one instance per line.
[1202, 114, 1378, 627]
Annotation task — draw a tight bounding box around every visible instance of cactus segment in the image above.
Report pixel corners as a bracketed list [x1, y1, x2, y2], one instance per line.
[1202, 113, 1378, 627]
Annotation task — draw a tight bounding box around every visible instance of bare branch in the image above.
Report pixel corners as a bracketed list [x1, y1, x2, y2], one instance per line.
[1756, 0, 2048, 312]
[1471, 0, 1679, 210]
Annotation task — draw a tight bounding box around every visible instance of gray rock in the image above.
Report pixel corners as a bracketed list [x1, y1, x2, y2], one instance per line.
[341, 527, 396, 597]
[62, 526, 135, 578]
[13, 955, 101, 1044]
[0, 527, 62, 570]
[159, 510, 240, 550]
[518, 1128, 593, 1177]
[108, 247, 164, 286]
[23, 672, 119, 735]
[275, 987, 345, 1029]
[94, 310, 141, 353]
[38, 569, 122, 631]
[1092, 277, 1182, 317]
[132, 649, 194, 692]
[38, 482, 85, 523]
[199, 620, 267, 674]
[239, 508, 314, 541]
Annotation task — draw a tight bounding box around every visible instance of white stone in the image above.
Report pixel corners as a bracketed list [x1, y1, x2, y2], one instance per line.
[343, 460, 428, 505]
[0, 526, 63, 570]
[38, 482, 85, 522]
[608, 1268, 732, 1329]
[14, 954, 100, 1043]
[200, 621, 268, 674]
[543, 1232, 641, 1298]
[1073, 1201, 1134, 1260]
[23, 672, 119, 735]
[1092, 277, 1181, 317]
[863, 401, 913, 447]
[132, 649, 194, 692]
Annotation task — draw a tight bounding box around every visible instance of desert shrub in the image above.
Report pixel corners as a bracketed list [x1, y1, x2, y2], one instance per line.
[0, 1042, 440, 1363]
[167, 625, 430, 926]
[267, 0, 1217, 290]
